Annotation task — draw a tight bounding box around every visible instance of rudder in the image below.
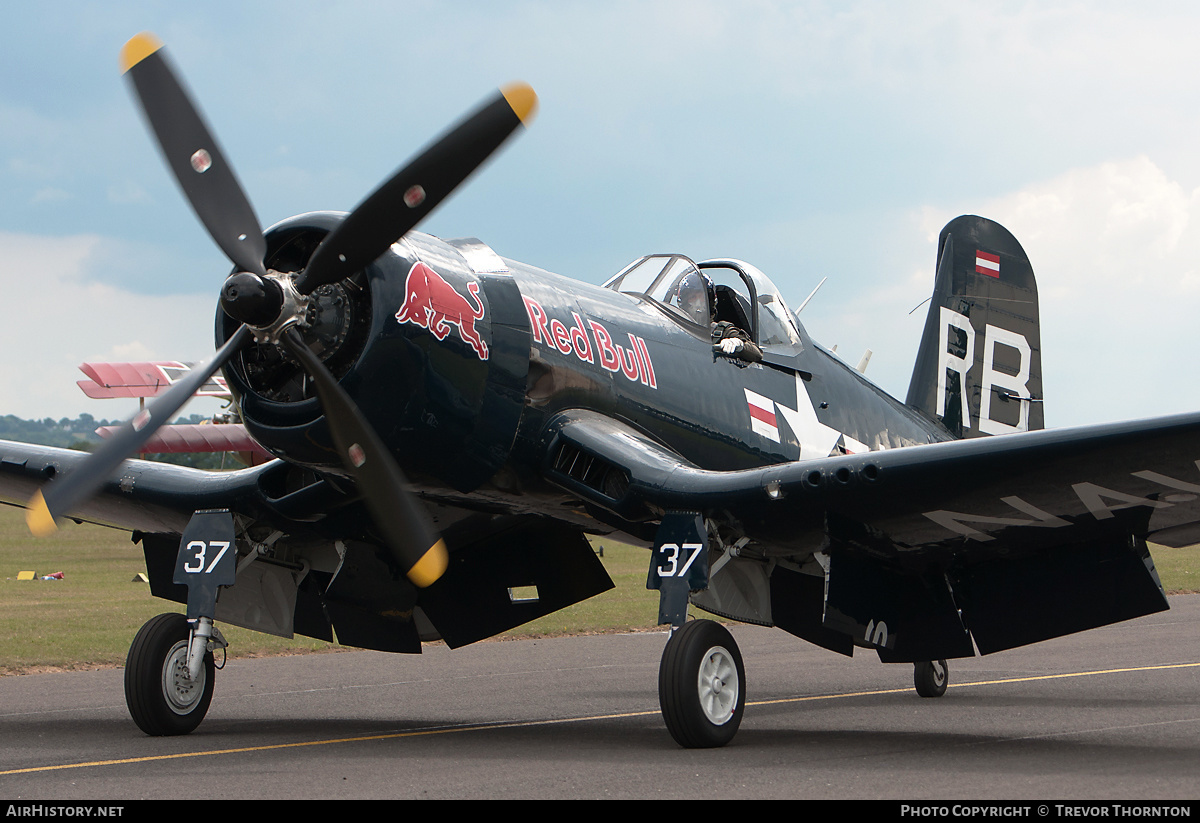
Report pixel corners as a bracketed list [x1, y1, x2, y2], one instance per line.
[906, 215, 1043, 438]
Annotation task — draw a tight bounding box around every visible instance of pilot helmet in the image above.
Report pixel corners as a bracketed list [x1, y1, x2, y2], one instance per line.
[676, 272, 715, 325]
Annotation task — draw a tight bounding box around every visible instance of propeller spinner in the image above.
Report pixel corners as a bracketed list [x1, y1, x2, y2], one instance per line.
[26, 32, 537, 589]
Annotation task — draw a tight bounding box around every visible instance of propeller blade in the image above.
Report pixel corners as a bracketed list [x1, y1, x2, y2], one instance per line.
[120, 32, 267, 277]
[296, 83, 537, 293]
[26, 325, 252, 537]
[279, 329, 448, 587]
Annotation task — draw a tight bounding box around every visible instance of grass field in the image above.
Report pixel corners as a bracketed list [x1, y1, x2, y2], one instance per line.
[1, 506, 1196, 674]
[0, 508, 669, 674]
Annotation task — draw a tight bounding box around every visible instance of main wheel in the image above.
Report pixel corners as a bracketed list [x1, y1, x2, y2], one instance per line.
[124, 613, 215, 736]
[658, 619, 746, 748]
[914, 659, 948, 698]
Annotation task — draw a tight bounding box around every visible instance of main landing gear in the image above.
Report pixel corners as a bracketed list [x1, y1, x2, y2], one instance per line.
[658, 619, 746, 748]
[123, 509, 237, 735]
[124, 613, 218, 736]
[656, 621, 951, 747]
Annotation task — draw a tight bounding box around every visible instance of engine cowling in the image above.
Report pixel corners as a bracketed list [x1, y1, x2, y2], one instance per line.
[217, 213, 530, 492]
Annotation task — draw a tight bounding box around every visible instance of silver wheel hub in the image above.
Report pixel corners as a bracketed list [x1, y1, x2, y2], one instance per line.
[162, 639, 205, 715]
[697, 645, 738, 726]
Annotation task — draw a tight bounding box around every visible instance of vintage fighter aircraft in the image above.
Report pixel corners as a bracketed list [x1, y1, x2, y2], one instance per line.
[1, 32, 1196, 748]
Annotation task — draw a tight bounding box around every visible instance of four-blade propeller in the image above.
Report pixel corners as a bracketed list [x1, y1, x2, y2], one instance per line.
[26, 31, 537, 589]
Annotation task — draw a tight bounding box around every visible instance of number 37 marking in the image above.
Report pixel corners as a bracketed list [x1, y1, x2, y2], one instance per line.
[657, 542, 703, 578]
[182, 540, 231, 574]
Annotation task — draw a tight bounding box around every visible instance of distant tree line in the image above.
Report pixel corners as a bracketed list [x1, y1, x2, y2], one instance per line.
[0, 413, 230, 469]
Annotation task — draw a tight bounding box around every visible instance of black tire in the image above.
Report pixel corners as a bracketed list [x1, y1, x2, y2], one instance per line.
[658, 620, 746, 748]
[124, 613, 214, 736]
[914, 659, 948, 698]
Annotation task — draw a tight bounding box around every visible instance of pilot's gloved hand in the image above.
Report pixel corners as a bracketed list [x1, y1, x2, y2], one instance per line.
[719, 338, 744, 355]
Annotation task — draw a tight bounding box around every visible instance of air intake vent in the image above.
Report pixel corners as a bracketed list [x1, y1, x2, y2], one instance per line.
[552, 442, 629, 501]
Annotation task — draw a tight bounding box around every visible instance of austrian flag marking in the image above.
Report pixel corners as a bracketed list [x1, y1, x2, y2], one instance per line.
[975, 250, 1000, 278]
[744, 389, 780, 442]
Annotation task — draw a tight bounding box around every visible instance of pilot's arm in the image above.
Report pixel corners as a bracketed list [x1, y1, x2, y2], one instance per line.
[712, 321, 763, 363]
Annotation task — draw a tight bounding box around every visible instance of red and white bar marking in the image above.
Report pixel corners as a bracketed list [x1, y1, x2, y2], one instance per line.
[975, 250, 1000, 277]
[745, 389, 780, 442]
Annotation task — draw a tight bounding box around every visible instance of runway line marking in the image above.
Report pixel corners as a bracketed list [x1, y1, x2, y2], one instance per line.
[0, 712, 661, 776]
[749, 660, 1200, 707]
[3, 661, 1197, 776]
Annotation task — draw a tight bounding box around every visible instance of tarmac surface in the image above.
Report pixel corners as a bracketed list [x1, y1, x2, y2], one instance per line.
[1, 595, 1198, 800]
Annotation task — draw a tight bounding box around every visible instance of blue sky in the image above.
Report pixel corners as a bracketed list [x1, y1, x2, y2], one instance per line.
[3, 1, 1200, 428]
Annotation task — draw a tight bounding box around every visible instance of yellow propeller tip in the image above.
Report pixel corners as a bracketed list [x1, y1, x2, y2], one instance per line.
[501, 83, 538, 126]
[407, 539, 449, 588]
[120, 32, 163, 74]
[26, 491, 58, 538]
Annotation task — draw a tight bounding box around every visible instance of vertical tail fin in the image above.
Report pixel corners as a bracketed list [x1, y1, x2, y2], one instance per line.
[906, 215, 1043, 438]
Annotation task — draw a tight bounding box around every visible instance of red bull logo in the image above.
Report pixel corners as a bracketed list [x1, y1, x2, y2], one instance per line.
[522, 295, 656, 390]
[394, 261, 489, 361]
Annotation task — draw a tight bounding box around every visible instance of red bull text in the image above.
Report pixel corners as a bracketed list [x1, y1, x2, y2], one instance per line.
[522, 296, 656, 389]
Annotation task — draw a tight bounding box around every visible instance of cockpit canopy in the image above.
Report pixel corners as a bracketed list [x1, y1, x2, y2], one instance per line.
[603, 254, 803, 354]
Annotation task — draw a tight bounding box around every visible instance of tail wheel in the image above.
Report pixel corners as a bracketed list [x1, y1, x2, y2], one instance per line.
[658, 619, 746, 748]
[914, 659, 948, 698]
[124, 613, 215, 736]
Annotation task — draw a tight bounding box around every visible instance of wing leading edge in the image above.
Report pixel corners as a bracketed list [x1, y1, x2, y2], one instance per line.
[0, 439, 277, 535]
[542, 409, 1200, 660]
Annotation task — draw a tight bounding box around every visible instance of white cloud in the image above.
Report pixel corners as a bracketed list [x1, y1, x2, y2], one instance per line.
[800, 156, 1200, 430]
[105, 180, 152, 205]
[992, 157, 1197, 286]
[0, 231, 227, 421]
[31, 187, 72, 204]
[5, 1, 1200, 436]
[914, 156, 1200, 427]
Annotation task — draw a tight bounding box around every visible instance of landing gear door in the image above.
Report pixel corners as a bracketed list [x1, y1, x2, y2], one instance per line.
[647, 512, 709, 628]
[173, 509, 237, 620]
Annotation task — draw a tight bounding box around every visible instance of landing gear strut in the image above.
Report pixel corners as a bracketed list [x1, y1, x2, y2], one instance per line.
[124, 613, 215, 735]
[123, 509, 236, 735]
[658, 619, 746, 748]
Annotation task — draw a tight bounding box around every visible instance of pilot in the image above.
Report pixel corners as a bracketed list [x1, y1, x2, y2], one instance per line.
[676, 272, 762, 363]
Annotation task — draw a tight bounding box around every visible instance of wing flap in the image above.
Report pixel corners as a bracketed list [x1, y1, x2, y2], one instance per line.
[954, 532, 1167, 655]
